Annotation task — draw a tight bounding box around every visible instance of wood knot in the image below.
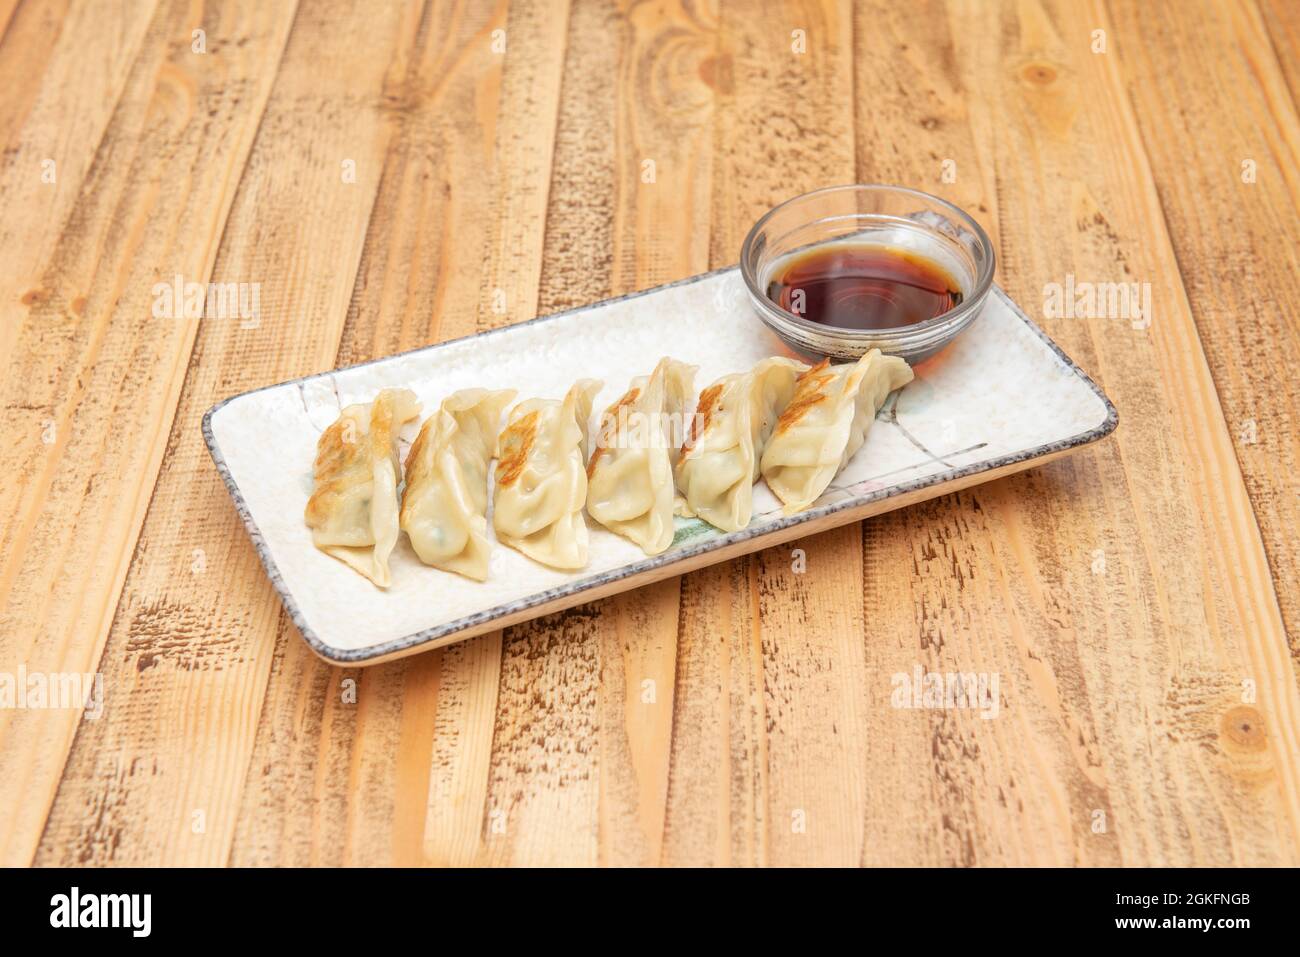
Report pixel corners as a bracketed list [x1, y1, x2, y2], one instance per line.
[1020, 62, 1058, 86]
[1221, 706, 1266, 753]
[699, 54, 733, 95]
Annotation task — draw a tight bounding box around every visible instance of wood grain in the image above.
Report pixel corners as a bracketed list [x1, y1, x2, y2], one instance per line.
[481, 0, 717, 868]
[1107, 0, 1300, 678]
[947, 0, 1298, 863]
[1, 0, 299, 867]
[227, 0, 572, 867]
[2, 0, 1297, 867]
[32, 0, 414, 867]
[0, 0, 152, 365]
[678, 0, 868, 867]
[849, 0, 1113, 868]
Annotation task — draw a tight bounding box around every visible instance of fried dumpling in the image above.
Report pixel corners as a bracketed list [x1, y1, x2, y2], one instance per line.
[304, 388, 421, 586]
[586, 357, 697, 555]
[493, 379, 602, 570]
[400, 388, 516, 581]
[675, 356, 807, 532]
[760, 349, 913, 515]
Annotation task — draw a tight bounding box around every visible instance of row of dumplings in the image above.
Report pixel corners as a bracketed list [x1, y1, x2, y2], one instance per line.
[304, 349, 913, 587]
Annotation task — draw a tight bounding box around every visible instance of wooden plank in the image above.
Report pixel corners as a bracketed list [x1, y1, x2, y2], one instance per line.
[29, 0, 415, 866]
[1048, 0, 1299, 863]
[591, 0, 717, 868]
[0, 0, 298, 867]
[0, 0, 156, 388]
[13, 0, 1298, 868]
[848, 0, 1108, 867]
[843, 0, 1299, 865]
[440, 0, 611, 867]
[1104, 1, 1300, 680]
[0, 0, 74, 151]
[214, 0, 572, 866]
[471, 0, 716, 867]
[359, 0, 575, 868]
[658, 0, 866, 866]
[768, 0, 1300, 868]
[1259, 0, 1300, 108]
[0, 0, 20, 38]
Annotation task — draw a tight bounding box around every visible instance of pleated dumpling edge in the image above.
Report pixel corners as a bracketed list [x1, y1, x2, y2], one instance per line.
[304, 388, 421, 587]
[759, 350, 913, 515]
[400, 387, 516, 582]
[493, 378, 602, 570]
[586, 357, 697, 555]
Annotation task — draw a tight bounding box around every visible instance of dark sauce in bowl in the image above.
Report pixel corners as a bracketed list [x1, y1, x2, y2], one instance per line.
[766, 244, 963, 331]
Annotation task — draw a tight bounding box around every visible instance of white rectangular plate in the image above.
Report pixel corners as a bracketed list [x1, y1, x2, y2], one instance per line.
[204, 269, 1116, 665]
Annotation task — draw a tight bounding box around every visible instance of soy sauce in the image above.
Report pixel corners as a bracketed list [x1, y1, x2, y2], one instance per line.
[767, 244, 963, 330]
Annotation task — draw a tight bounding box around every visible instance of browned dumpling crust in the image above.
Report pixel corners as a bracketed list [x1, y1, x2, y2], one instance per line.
[493, 379, 601, 570]
[674, 356, 807, 532]
[304, 388, 420, 586]
[586, 358, 696, 555]
[760, 350, 913, 515]
[400, 389, 515, 581]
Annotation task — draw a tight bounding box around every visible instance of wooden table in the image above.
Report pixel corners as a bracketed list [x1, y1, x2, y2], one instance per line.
[2, 0, 1297, 868]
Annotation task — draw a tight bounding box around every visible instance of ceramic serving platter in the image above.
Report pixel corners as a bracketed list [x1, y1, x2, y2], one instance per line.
[204, 268, 1117, 665]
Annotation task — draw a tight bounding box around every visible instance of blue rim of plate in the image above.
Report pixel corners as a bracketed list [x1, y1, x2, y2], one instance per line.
[202, 268, 1118, 664]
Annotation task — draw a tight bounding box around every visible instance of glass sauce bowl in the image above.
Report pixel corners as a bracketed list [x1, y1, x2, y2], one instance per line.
[739, 184, 996, 363]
